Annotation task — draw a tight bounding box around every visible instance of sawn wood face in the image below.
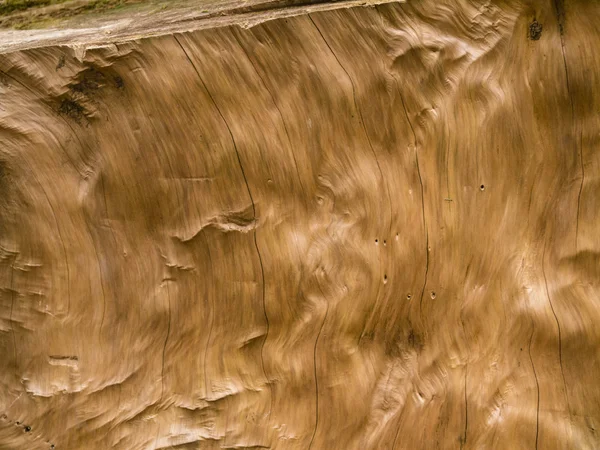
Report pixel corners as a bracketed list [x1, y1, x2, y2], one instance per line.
[0, 0, 599, 448]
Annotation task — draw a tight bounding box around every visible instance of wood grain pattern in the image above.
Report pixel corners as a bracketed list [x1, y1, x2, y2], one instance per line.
[0, 0, 599, 448]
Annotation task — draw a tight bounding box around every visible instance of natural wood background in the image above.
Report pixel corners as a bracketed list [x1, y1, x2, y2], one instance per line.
[1, 0, 599, 448]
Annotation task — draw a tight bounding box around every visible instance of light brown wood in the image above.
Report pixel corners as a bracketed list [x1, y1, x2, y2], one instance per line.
[1, 0, 599, 448]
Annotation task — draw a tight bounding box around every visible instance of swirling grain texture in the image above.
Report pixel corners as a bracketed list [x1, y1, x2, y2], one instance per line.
[1, 0, 599, 448]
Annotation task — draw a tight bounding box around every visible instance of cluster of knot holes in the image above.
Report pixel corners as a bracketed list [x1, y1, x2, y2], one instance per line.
[375, 235, 437, 299]
[1, 414, 54, 448]
[376, 239, 389, 283]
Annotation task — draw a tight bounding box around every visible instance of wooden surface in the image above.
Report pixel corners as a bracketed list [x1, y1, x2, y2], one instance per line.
[1, 0, 599, 448]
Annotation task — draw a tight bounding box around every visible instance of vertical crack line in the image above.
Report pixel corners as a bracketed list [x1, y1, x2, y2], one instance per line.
[460, 313, 469, 449]
[398, 91, 428, 319]
[308, 15, 392, 344]
[160, 282, 171, 404]
[463, 364, 468, 448]
[394, 2, 430, 321]
[9, 260, 17, 364]
[173, 34, 272, 416]
[308, 284, 329, 450]
[232, 29, 309, 317]
[575, 129, 583, 253]
[446, 138, 451, 202]
[254, 238, 270, 413]
[202, 233, 214, 399]
[233, 31, 307, 201]
[308, 15, 391, 232]
[552, 0, 582, 254]
[528, 320, 540, 450]
[541, 241, 570, 415]
[376, 4, 428, 352]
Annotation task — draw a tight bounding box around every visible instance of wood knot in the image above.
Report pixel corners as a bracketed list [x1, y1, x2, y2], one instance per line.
[529, 19, 542, 40]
